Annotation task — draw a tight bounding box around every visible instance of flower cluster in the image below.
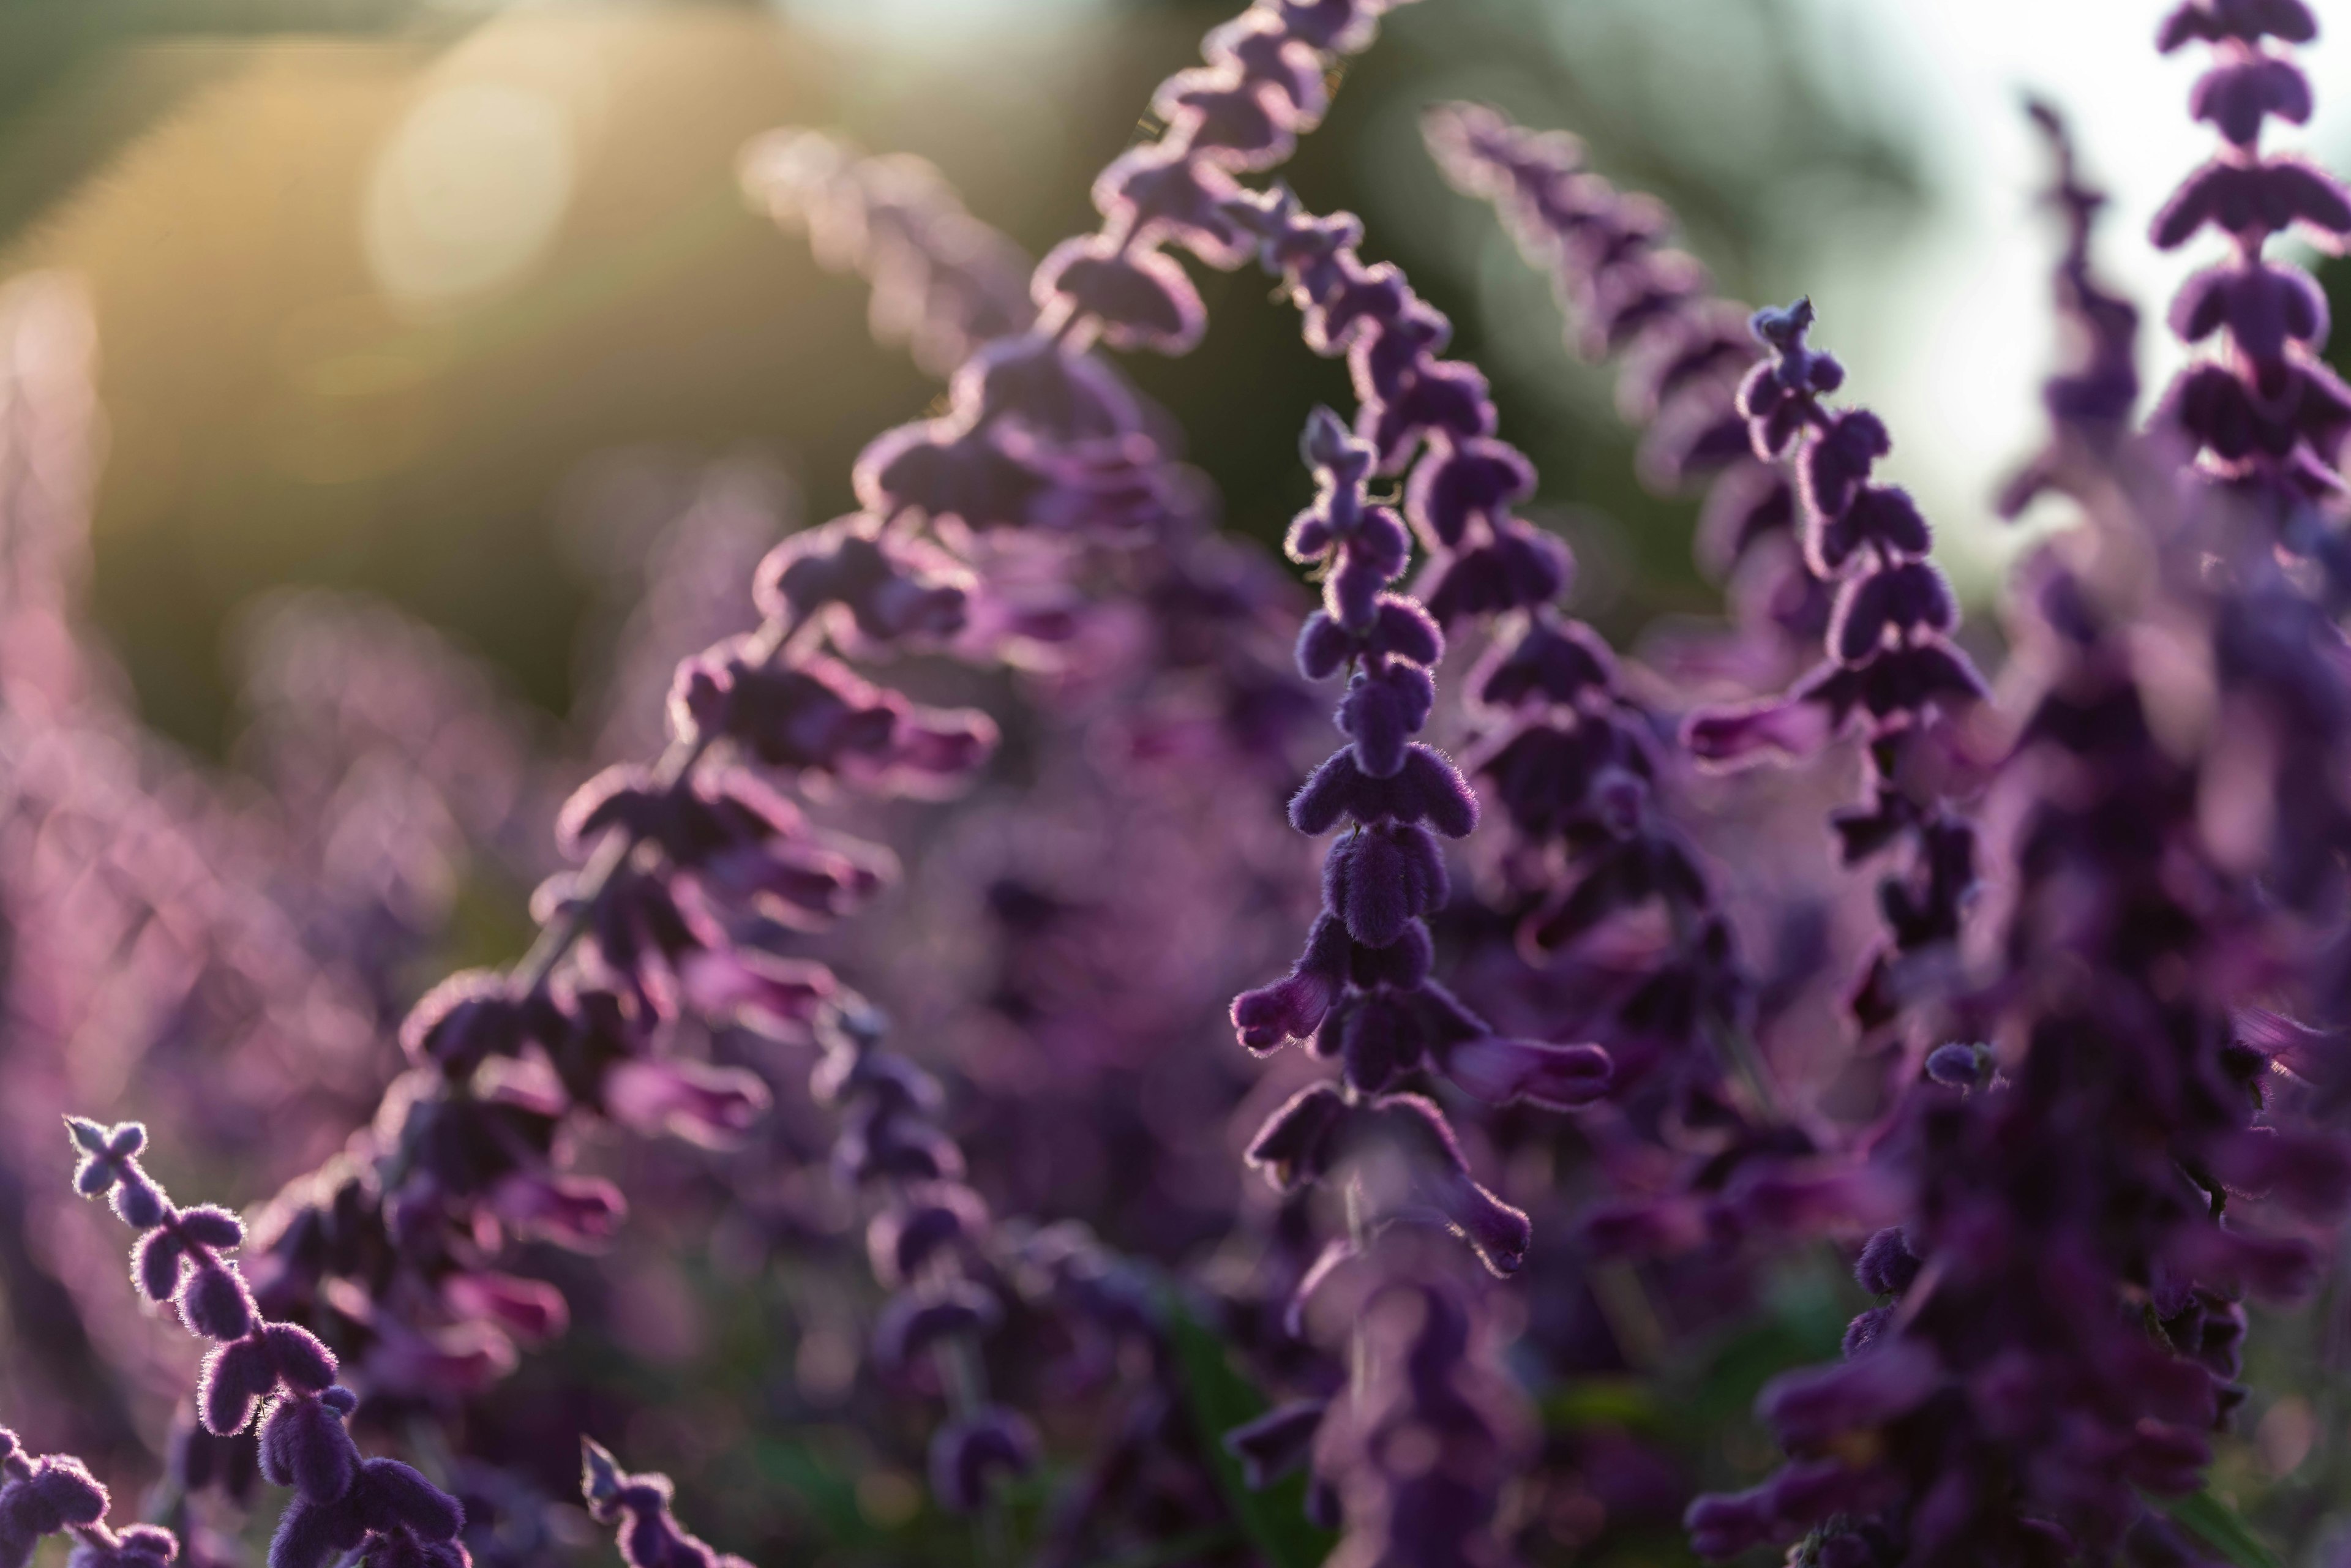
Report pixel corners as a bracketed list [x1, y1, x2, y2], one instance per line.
[0, 1427, 172, 1568]
[66, 1118, 468, 1568]
[1685, 21, 2351, 1561]
[28, 4, 2351, 1568]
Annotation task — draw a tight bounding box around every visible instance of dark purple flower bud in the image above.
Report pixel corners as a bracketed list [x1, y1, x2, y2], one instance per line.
[1854, 1228, 1922, 1296]
[1359, 359, 1496, 473]
[7, 1457, 107, 1533]
[1685, 643, 1985, 766]
[1828, 560, 1957, 664]
[1808, 483, 1930, 579]
[2151, 156, 2351, 249]
[1321, 822, 1447, 948]
[2158, 0, 2315, 52]
[1204, 10, 1326, 122]
[1273, 0, 1389, 53]
[356, 1536, 466, 1568]
[582, 1442, 747, 1568]
[68, 1524, 181, 1568]
[198, 1341, 272, 1437]
[1289, 744, 1478, 837]
[348, 1459, 464, 1544]
[263, 1324, 339, 1395]
[752, 516, 972, 643]
[872, 1281, 1000, 1375]
[399, 973, 546, 1078]
[2191, 54, 2314, 146]
[1416, 522, 1570, 625]
[1441, 1035, 1612, 1109]
[670, 643, 900, 772]
[136, 1230, 188, 1302]
[1922, 1041, 1988, 1087]
[927, 1409, 1038, 1514]
[1155, 67, 1295, 171]
[1224, 1399, 1328, 1489]
[1324, 990, 1422, 1093]
[2169, 260, 2328, 364]
[65, 1117, 146, 1198]
[1092, 138, 1248, 263]
[258, 1394, 361, 1505]
[1800, 410, 1892, 524]
[1232, 912, 1344, 1048]
[1033, 236, 1207, 354]
[1757, 1340, 1941, 1451]
[867, 1184, 988, 1288]
[1335, 662, 1436, 777]
[1471, 617, 1616, 710]
[1245, 1082, 1352, 1192]
[833, 1101, 964, 1187]
[268, 1495, 365, 1568]
[1403, 435, 1534, 549]
[176, 1262, 256, 1343]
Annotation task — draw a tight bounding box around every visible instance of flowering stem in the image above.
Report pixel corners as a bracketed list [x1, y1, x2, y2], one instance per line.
[511, 606, 806, 997]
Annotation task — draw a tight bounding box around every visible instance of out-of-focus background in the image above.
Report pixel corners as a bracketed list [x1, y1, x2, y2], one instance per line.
[10, 4, 2351, 1562]
[10, 0, 2344, 756]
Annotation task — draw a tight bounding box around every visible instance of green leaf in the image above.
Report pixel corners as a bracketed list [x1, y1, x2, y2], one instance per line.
[2148, 1488, 2284, 1568]
[1542, 1378, 1667, 1435]
[1157, 1287, 1336, 1568]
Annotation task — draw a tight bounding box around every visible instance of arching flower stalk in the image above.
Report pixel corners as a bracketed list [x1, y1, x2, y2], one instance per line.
[227, 0, 1413, 1504]
[1686, 299, 1986, 1037]
[1421, 100, 1824, 683]
[65, 1118, 470, 1568]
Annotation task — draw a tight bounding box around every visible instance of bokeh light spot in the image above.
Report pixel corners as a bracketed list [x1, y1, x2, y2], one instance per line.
[364, 80, 576, 313]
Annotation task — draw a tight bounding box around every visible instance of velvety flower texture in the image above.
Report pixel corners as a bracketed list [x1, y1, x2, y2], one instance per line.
[1687, 299, 1986, 1032]
[0, 1425, 173, 1568]
[64, 1119, 468, 1568]
[1218, 173, 1619, 1565]
[2149, 0, 2351, 572]
[1231, 174, 1761, 1142]
[1687, 47, 2351, 1564]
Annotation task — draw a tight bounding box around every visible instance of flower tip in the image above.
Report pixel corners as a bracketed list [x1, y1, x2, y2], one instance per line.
[64, 1114, 109, 1153]
[1751, 296, 1813, 343]
[579, 1437, 622, 1504]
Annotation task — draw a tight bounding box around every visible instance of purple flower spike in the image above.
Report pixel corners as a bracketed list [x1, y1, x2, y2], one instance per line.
[2150, 0, 2351, 560]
